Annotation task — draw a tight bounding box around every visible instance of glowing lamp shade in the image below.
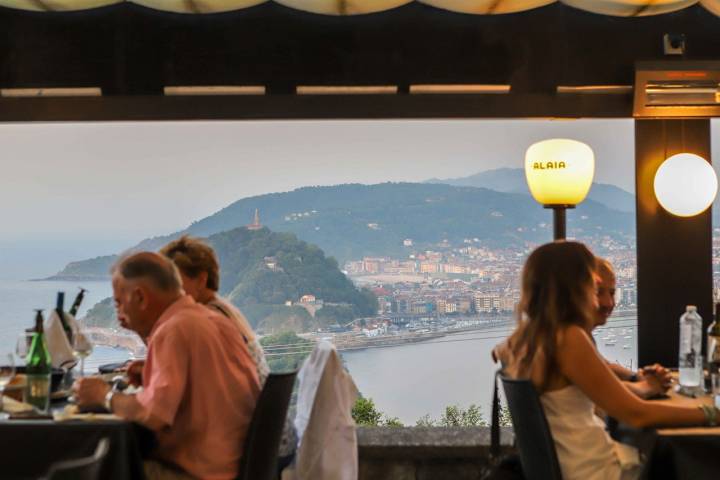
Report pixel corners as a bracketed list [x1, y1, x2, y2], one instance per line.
[524, 139, 595, 206]
[654, 153, 717, 217]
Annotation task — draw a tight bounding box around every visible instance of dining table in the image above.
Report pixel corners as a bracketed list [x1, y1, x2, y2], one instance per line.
[0, 395, 155, 480]
[610, 386, 720, 480]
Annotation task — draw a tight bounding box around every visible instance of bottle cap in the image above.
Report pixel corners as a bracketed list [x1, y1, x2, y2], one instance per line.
[687, 305, 698, 312]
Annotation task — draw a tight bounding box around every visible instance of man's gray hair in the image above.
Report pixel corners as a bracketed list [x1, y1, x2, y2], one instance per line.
[111, 252, 183, 292]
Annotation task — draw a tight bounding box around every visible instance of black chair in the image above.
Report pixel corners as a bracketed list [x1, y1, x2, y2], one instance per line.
[40, 437, 110, 480]
[499, 373, 563, 480]
[237, 371, 298, 480]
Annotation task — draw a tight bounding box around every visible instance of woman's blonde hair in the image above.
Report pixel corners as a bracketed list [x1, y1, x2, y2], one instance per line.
[596, 257, 615, 282]
[160, 235, 220, 292]
[508, 241, 597, 390]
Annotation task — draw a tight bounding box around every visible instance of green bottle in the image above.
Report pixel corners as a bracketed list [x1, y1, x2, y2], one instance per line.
[25, 309, 52, 413]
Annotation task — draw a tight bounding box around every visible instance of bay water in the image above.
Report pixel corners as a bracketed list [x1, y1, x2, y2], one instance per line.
[0, 279, 130, 371]
[343, 322, 637, 425]
[0, 279, 637, 424]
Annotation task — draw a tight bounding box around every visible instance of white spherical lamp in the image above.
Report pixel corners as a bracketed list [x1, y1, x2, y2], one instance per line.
[654, 153, 717, 217]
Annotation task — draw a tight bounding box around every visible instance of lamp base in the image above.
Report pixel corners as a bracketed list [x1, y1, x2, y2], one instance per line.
[542, 204, 575, 210]
[543, 205, 574, 240]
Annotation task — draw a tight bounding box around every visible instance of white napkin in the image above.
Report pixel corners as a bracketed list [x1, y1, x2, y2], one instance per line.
[53, 404, 120, 422]
[2, 395, 34, 414]
[44, 311, 80, 369]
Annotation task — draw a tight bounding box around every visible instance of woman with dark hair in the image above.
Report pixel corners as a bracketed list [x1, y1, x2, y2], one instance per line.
[503, 241, 715, 480]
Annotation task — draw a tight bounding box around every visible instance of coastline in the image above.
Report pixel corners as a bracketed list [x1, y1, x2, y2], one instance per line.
[30, 275, 111, 282]
[85, 327, 146, 357]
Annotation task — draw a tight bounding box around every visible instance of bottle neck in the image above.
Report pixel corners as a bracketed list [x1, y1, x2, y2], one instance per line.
[27, 330, 50, 366]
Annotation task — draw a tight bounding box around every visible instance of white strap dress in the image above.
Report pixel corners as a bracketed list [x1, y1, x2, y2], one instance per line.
[540, 384, 643, 480]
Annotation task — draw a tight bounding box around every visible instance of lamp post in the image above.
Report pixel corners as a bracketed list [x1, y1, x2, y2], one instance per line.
[525, 139, 595, 240]
[654, 152, 717, 217]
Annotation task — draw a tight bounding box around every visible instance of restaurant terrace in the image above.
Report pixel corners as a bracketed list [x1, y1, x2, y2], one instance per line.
[2, 1, 720, 479]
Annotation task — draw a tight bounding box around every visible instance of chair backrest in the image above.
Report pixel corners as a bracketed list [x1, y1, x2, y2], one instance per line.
[237, 370, 298, 480]
[499, 374, 563, 480]
[43, 437, 110, 480]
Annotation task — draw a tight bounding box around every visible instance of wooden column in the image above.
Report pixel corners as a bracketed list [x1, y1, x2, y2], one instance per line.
[636, 119, 713, 367]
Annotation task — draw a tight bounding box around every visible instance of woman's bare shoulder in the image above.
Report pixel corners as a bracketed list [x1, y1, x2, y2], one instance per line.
[557, 324, 591, 346]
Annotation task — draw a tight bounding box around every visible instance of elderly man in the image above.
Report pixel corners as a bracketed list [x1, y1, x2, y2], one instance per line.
[74, 252, 261, 480]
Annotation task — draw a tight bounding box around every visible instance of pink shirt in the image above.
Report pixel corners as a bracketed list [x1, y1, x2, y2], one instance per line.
[136, 295, 260, 480]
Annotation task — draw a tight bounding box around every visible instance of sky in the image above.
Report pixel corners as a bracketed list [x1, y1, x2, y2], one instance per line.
[0, 118, 709, 279]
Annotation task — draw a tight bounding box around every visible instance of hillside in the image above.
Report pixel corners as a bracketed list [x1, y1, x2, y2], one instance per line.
[47, 255, 117, 281]
[51, 182, 635, 280]
[83, 227, 377, 333]
[426, 168, 636, 213]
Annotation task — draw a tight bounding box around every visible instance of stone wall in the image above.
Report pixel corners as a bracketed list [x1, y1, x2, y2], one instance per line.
[357, 426, 515, 480]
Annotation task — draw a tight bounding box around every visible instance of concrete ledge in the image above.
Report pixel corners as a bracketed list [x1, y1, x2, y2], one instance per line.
[357, 427, 515, 480]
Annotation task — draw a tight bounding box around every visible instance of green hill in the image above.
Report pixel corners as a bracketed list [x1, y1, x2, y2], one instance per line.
[52, 182, 634, 280]
[82, 227, 377, 334]
[47, 255, 117, 281]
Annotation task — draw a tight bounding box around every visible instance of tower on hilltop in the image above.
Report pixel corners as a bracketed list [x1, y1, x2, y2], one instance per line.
[247, 209, 263, 230]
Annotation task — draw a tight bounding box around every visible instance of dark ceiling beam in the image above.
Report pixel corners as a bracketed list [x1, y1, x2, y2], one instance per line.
[0, 2, 719, 119]
[0, 92, 632, 121]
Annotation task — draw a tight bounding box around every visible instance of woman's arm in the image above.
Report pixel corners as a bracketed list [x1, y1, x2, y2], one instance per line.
[608, 362, 635, 381]
[557, 326, 706, 428]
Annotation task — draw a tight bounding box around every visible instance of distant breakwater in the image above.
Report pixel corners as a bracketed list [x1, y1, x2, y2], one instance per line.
[85, 327, 145, 356]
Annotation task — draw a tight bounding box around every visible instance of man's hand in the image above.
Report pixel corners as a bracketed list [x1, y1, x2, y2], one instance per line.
[627, 364, 672, 399]
[73, 377, 110, 409]
[641, 364, 672, 389]
[125, 360, 145, 387]
[636, 377, 666, 398]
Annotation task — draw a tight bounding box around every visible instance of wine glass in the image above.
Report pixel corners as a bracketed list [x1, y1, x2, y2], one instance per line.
[72, 331, 93, 377]
[15, 332, 32, 364]
[0, 353, 16, 420]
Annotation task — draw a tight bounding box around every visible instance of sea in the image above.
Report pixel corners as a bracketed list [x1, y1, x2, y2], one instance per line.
[344, 318, 637, 424]
[0, 278, 638, 425]
[0, 279, 130, 371]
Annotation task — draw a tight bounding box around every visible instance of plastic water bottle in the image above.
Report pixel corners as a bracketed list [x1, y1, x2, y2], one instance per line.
[679, 305, 703, 388]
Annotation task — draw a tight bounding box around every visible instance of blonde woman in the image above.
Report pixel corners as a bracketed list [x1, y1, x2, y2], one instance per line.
[160, 236, 299, 468]
[160, 235, 269, 384]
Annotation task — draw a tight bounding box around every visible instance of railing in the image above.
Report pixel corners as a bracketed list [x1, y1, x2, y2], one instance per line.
[357, 426, 514, 480]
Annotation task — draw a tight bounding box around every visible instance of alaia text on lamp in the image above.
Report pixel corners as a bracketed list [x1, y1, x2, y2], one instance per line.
[654, 153, 718, 217]
[524, 139, 595, 240]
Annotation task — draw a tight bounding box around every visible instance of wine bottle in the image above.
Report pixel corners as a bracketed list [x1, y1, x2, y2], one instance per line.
[68, 287, 86, 317]
[25, 309, 52, 413]
[708, 303, 720, 374]
[56, 291, 73, 344]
